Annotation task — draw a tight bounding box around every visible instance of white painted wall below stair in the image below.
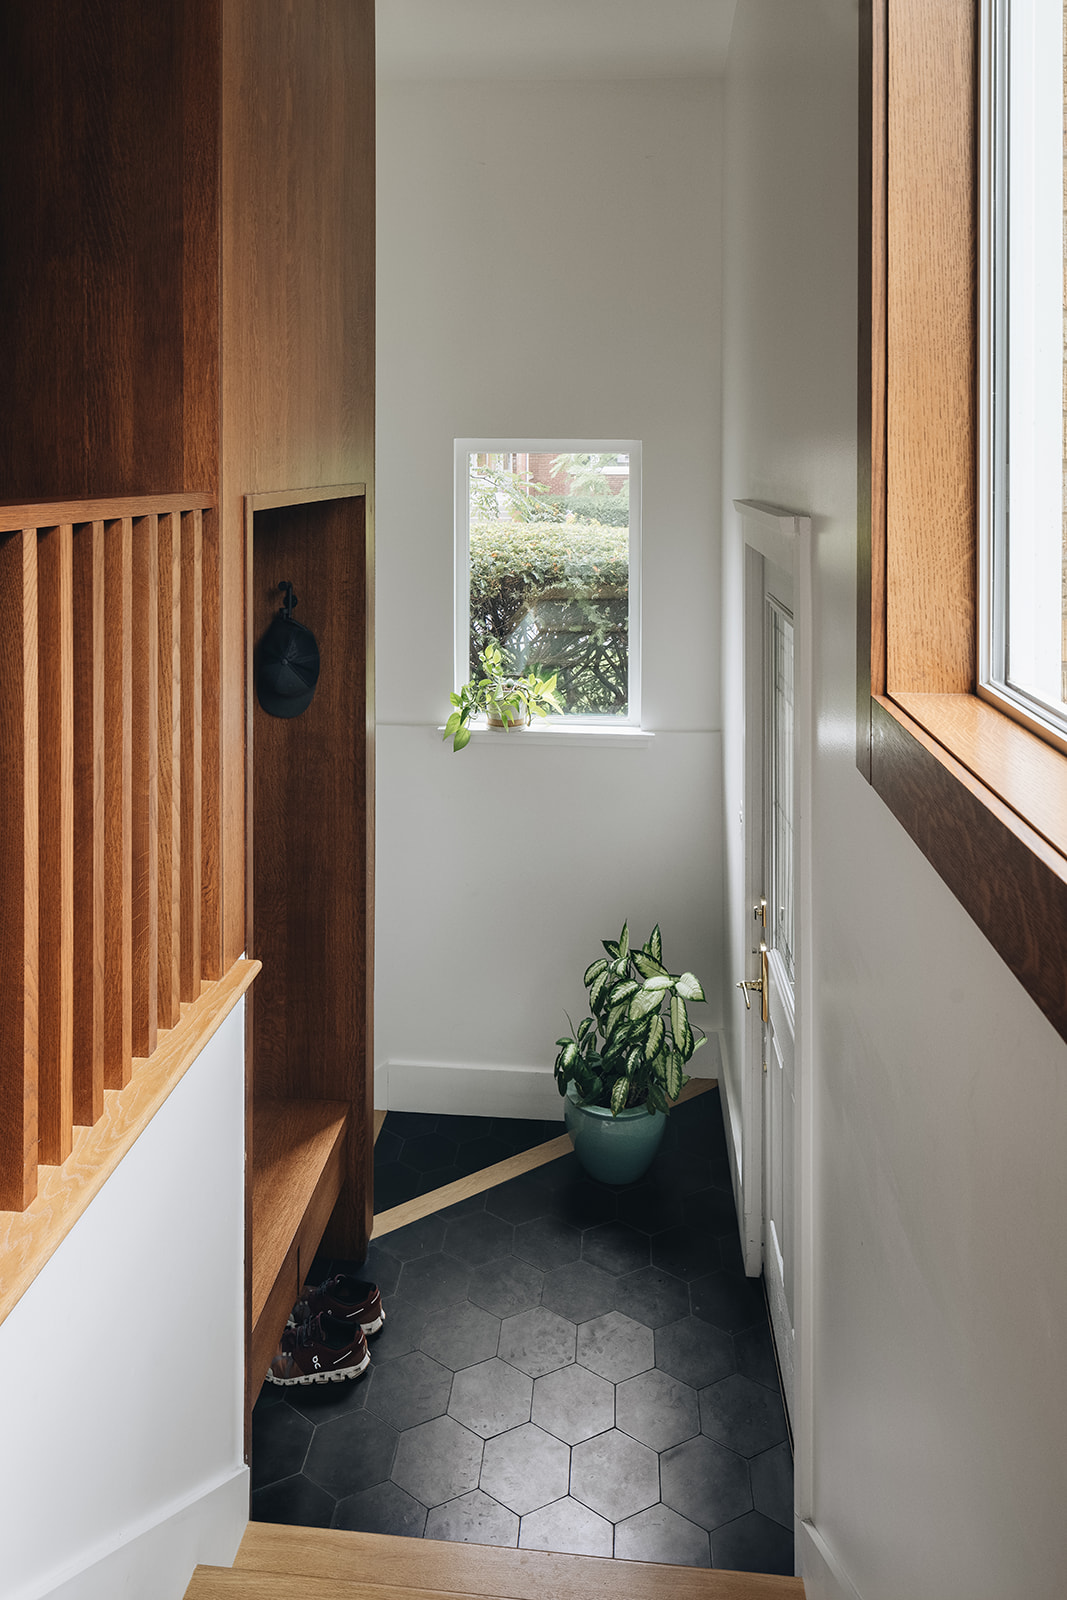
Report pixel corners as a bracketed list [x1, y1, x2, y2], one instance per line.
[2, 1003, 248, 1600]
[375, 78, 726, 1120]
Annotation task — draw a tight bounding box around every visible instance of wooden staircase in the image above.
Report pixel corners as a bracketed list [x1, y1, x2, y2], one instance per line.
[185, 1524, 804, 1599]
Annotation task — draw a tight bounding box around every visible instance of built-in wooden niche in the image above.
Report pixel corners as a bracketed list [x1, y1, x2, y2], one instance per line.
[246, 484, 373, 1398]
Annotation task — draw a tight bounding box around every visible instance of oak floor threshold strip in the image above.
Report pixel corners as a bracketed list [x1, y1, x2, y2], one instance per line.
[230, 1524, 803, 1599]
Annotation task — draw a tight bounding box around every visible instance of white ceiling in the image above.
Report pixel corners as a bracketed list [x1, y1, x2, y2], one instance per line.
[376, 0, 739, 82]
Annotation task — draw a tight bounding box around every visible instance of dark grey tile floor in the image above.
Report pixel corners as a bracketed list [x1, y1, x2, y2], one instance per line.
[251, 1090, 794, 1574]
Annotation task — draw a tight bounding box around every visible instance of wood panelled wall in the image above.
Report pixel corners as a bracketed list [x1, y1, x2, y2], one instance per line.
[0, 1, 376, 1349]
[0, 496, 218, 1212]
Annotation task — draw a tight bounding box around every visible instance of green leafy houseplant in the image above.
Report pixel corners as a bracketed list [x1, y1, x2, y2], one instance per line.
[554, 923, 707, 1117]
[443, 642, 562, 752]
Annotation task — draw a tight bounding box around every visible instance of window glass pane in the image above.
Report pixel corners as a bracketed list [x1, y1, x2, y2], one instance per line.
[466, 449, 631, 717]
[768, 600, 795, 988]
[986, 0, 1067, 728]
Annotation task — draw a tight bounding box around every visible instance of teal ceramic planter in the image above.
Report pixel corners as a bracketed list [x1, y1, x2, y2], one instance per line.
[563, 1092, 668, 1185]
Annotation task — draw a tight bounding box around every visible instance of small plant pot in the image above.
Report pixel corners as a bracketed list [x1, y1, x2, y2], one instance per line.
[486, 706, 530, 731]
[563, 1091, 668, 1185]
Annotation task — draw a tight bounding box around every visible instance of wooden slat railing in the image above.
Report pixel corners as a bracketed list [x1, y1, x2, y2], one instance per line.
[0, 493, 219, 1213]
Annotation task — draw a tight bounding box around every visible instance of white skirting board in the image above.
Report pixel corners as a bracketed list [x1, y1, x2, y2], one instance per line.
[375, 1058, 569, 1121]
[19, 1466, 248, 1600]
[796, 1518, 864, 1600]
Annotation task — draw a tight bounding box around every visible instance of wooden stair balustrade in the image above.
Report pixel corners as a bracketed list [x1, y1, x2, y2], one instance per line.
[0, 493, 222, 1222]
[183, 1525, 805, 1600]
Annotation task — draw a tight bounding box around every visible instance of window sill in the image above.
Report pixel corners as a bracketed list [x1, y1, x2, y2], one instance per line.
[437, 723, 654, 749]
[869, 692, 1067, 1041]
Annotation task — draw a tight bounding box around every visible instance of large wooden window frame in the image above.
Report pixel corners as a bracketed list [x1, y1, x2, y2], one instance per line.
[860, 0, 1067, 1045]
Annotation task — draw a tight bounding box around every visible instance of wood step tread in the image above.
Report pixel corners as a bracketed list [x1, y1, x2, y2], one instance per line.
[232, 1525, 803, 1599]
[185, 1569, 494, 1599]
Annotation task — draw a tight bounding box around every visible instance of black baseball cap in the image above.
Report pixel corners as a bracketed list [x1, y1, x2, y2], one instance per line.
[256, 611, 320, 719]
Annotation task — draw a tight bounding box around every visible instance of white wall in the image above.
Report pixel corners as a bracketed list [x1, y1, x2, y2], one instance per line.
[2, 1005, 248, 1600]
[376, 79, 724, 1114]
[722, 4, 1067, 1598]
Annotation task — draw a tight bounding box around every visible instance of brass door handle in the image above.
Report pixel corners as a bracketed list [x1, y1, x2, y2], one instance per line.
[736, 943, 770, 1023]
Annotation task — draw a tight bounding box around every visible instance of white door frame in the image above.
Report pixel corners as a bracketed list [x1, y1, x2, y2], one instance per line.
[733, 500, 813, 1441]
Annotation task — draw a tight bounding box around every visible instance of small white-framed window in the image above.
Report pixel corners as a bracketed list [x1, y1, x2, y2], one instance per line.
[979, 0, 1067, 748]
[454, 439, 642, 724]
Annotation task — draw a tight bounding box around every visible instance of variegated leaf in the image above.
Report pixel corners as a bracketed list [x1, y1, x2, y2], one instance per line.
[650, 924, 663, 963]
[671, 993, 688, 1052]
[629, 986, 663, 1020]
[611, 1077, 630, 1116]
[584, 957, 609, 987]
[675, 971, 706, 1002]
[644, 1014, 665, 1058]
[633, 950, 669, 980]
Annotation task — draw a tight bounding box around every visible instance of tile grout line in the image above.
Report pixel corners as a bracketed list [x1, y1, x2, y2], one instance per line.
[371, 1078, 717, 1238]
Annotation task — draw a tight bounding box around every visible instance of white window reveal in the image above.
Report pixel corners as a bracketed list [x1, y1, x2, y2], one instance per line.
[455, 440, 642, 725]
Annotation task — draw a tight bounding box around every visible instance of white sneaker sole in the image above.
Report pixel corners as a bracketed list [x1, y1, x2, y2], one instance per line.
[361, 1309, 385, 1335]
[265, 1348, 371, 1386]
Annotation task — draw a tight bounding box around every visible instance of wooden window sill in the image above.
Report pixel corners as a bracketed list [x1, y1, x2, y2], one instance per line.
[869, 694, 1067, 1040]
[0, 958, 259, 1329]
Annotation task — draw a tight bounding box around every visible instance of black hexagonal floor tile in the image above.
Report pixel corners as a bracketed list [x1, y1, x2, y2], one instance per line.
[419, 1299, 501, 1370]
[402, 1132, 460, 1173]
[540, 1259, 616, 1323]
[364, 1296, 428, 1363]
[251, 1401, 313, 1490]
[395, 1251, 472, 1313]
[570, 1430, 659, 1523]
[480, 1422, 570, 1516]
[690, 1268, 767, 1334]
[699, 1373, 788, 1457]
[251, 1472, 335, 1528]
[576, 1311, 654, 1382]
[468, 1254, 544, 1319]
[613, 1264, 691, 1329]
[333, 1479, 428, 1537]
[444, 1209, 515, 1265]
[448, 1358, 533, 1439]
[304, 1410, 399, 1499]
[520, 1497, 613, 1557]
[425, 1488, 519, 1547]
[485, 1172, 554, 1225]
[513, 1215, 582, 1271]
[734, 1320, 781, 1390]
[391, 1415, 483, 1508]
[655, 1315, 736, 1388]
[750, 1440, 794, 1529]
[651, 1224, 721, 1281]
[498, 1307, 576, 1378]
[614, 1503, 711, 1567]
[712, 1511, 794, 1576]
[616, 1368, 700, 1452]
[660, 1433, 752, 1533]
[531, 1362, 615, 1444]
[364, 1349, 452, 1431]
[380, 1214, 448, 1261]
[582, 1220, 651, 1275]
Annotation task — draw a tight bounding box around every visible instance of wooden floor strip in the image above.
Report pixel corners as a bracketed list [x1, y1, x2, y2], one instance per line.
[372, 1079, 716, 1238]
[233, 1523, 802, 1599]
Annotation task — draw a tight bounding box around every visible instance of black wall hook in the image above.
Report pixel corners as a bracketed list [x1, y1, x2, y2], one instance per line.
[277, 579, 297, 619]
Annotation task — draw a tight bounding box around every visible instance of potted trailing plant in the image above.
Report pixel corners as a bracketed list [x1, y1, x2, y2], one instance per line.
[443, 642, 562, 751]
[554, 922, 707, 1183]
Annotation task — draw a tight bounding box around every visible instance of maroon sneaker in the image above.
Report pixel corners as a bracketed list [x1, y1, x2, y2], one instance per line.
[265, 1312, 370, 1386]
[291, 1275, 385, 1335]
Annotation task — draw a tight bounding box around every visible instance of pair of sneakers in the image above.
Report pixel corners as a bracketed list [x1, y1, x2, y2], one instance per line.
[266, 1275, 386, 1387]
